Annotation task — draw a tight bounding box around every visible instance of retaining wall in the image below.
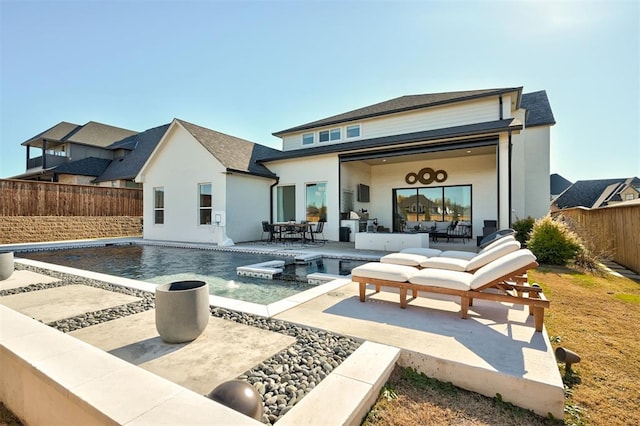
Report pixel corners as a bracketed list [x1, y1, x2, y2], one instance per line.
[0, 216, 142, 244]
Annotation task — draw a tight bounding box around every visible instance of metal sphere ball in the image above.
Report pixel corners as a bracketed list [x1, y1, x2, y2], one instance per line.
[207, 380, 264, 420]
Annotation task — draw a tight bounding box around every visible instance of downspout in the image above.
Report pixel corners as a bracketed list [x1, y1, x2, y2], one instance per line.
[508, 131, 513, 226]
[269, 177, 280, 224]
[42, 139, 47, 169]
[499, 96, 503, 120]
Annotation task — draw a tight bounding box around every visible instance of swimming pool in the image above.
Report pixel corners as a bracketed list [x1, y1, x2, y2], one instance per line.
[18, 244, 367, 304]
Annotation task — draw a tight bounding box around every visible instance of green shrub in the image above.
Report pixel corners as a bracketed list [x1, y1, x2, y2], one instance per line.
[528, 215, 584, 265]
[512, 216, 535, 245]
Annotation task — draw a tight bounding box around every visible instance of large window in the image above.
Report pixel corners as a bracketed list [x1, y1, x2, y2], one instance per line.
[153, 187, 164, 224]
[393, 185, 471, 231]
[319, 128, 341, 143]
[199, 183, 212, 225]
[306, 182, 327, 222]
[277, 185, 296, 222]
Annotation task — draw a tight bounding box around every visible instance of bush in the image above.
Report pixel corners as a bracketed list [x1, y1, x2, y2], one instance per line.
[528, 215, 584, 265]
[511, 216, 535, 245]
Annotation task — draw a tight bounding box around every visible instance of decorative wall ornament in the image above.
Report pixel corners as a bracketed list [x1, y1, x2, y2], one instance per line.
[405, 167, 448, 185]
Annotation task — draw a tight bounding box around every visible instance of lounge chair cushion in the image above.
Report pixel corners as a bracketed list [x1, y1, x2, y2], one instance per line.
[419, 256, 469, 272]
[409, 268, 472, 291]
[380, 253, 428, 267]
[351, 262, 417, 282]
[437, 250, 477, 260]
[469, 249, 537, 290]
[482, 234, 517, 251]
[399, 247, 442, 257]
[420, 240, 521, 272]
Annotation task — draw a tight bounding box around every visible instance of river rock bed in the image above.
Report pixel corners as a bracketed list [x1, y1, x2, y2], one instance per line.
[5, 264, 361, 424]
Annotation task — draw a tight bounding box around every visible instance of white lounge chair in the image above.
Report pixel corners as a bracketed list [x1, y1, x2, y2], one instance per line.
[352, 249, 548, 332]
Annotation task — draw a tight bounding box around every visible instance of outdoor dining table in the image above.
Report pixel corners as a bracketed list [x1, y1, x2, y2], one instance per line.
[271, 222, 315, 243]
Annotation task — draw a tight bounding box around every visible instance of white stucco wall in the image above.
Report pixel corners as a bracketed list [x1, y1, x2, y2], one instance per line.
[225, 173, 273, 242]
[340, 161, 372, 213]
[369, 154, 498, 238]
[511, 125, 551, 220]
[266, 155, 341, 240]
[139, 124, 227, 243]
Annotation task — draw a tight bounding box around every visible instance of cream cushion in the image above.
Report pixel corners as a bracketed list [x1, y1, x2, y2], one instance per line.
[421, 241, 521, 272]
[351, 262, 417, 282]
[469, 249, 537, 290]
[399, 247, 442, 257]
[380, 253, 428, 267]
[408, 268, 472, 291]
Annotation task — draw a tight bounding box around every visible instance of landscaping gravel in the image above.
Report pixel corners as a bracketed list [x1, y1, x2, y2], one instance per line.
[4, 264, 360, 424]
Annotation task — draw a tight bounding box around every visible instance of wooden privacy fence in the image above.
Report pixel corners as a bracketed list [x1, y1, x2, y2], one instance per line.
[0, 179, 143, 216]
[554, 203, 640, 274]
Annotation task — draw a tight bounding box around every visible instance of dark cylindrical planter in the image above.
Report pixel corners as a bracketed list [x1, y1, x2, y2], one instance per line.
[155, 280, 209, 344]
[0, 251, 14, 281]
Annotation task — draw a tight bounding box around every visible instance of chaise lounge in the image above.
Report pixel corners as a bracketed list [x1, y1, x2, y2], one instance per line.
[351, 249, 549, 332]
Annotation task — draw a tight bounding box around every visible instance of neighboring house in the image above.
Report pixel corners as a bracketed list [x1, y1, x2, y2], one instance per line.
[136, 86, 555, 244]
[15, 121, 139, 186]
[135, 119, 279, 244]
[550, 173, 572, 201]
[552, 177, 640, 210]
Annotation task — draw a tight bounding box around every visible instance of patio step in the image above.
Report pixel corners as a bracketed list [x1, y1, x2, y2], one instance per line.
[278, 341, 400, 426]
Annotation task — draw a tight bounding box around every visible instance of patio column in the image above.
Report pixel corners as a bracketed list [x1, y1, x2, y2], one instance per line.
[498, 133, 510, 229]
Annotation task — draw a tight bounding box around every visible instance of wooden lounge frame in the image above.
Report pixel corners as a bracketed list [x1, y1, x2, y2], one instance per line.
[353, 261, 550, 332]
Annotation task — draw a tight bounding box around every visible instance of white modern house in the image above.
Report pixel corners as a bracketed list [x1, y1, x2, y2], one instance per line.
[136, 87, 555, 245]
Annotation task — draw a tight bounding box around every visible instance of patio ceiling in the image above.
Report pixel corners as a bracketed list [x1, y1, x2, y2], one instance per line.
[355, 145, 496, 166]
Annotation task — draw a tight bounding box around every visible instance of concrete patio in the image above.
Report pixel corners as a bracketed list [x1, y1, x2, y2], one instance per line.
[0, 238, 565, 423]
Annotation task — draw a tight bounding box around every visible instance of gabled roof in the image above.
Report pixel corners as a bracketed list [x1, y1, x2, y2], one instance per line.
[176, 119, 279, 179]
[521, 91, 556, 127]
[53, 157, 112, 177]
[550, 173, 572, 196]
[95, 124, 170, 183]
[553, 177, 640, 209]
[21, 121, 137, 148]
[273, 87, 523, 136]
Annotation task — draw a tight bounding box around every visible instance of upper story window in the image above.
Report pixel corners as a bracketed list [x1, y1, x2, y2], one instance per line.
[199, 183, 212, 225]
[625, 193, 635, 201]
[154, 187, 164, 224]
[302, 133, 314, 145]
[346, 125, 361, 138]
[319, 128, 341, 143]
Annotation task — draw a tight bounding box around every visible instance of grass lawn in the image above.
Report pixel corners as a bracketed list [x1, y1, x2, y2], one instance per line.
[364, 266, 640, 426]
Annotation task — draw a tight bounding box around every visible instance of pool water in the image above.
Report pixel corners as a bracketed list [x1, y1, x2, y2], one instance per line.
[19, 244, 366, 304]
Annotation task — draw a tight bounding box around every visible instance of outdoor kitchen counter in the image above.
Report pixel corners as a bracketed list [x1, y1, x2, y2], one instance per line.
[354, 232, 429, 252]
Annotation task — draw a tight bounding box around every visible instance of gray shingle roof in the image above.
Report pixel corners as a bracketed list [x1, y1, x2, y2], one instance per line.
[259, 118, 521, 162]
[176, 119, 279, 179]
[553, 177, 640, 209]
[273, 87, 523, 136]
[95, 124, 170, 183]
[550, 173, 572, 196]
[521, 91, 556, 127]
[53, 157, 112, 177]
[21, 121, 137, 148]
[21, 121, 81, 146]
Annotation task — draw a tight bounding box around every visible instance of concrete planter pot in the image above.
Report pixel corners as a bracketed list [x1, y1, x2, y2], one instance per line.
[155, 280, 209, 344]
[0, 251, 14, 281]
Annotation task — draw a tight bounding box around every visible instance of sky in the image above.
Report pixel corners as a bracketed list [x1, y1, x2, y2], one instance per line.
[1, 0, 638, 183]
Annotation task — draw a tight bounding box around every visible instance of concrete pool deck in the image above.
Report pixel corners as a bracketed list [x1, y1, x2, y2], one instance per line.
[0, 238, 565, 422]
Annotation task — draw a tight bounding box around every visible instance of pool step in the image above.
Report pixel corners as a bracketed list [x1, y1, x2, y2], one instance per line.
[294, 254, 323, 264]
[307, 273, 344, 285]
[236, 260, 285, 279]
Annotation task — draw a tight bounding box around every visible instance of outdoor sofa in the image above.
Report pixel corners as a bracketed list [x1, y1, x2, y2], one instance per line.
[351, 249, 549, 332]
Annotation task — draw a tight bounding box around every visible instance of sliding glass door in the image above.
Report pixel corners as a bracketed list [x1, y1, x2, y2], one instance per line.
[393, 185, 471, 231]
